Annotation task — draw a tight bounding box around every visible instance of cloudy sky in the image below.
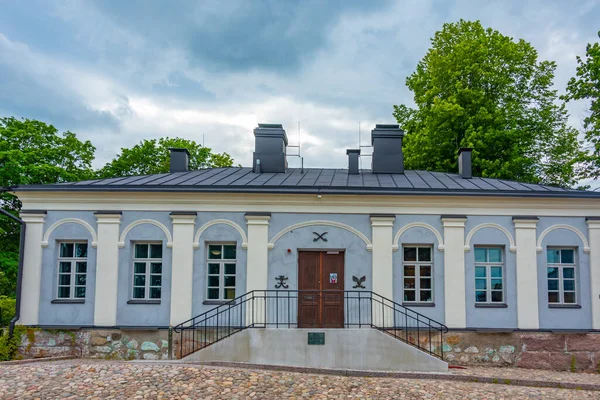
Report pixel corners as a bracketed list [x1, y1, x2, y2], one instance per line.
[1, 0, 599, 170]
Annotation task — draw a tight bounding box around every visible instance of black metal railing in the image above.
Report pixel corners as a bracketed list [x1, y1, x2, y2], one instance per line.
[173, 290, 448, 359]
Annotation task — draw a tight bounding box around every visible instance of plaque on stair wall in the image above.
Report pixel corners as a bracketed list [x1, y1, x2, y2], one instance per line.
[307, 332, 325, 345]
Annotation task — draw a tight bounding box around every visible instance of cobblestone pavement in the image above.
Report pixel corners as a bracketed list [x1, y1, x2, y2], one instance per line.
[453, 365, 600, 386]
[0, 360, 598, 399]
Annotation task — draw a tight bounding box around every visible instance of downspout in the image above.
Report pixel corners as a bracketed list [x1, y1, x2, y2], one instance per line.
[0, 189, 26, 337]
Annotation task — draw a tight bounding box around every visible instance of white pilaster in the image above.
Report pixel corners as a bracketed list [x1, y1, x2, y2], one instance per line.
[94, 212, 121, 327]
[170, 213, 196, 325]
[513, 217, 539, 330]
[245, 213, 270, 325]
[442, 215, 467, 328]
[19, 211, 47, 325]
[370, 215, 395, 327]
[370, 215, 395, 299]
[587, 218, 600, 330]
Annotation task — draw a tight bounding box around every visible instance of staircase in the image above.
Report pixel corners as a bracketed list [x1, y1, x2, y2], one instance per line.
[173, 290, 448, 361]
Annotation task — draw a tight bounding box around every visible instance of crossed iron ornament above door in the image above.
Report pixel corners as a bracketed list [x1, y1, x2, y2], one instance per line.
[313, 231, 328, 242]
[274, 275, 289, 289]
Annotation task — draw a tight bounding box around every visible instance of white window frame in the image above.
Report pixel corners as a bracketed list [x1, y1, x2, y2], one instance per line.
[56, 241, 88, 300]
[206, 243, 237, 301]
[546, 247, 577, 305]
[402, 245, 434, 304]
[131, 242, 163, 300]
[474, 246, 505, 304]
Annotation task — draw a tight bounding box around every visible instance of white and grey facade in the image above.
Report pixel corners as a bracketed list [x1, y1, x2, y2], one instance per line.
[13, 124, 600, 338]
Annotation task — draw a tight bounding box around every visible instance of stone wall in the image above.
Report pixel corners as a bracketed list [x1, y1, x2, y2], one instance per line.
[443, 332, 600, 372]
[17, 328, 170, 361]
[14, 328, 600, 372]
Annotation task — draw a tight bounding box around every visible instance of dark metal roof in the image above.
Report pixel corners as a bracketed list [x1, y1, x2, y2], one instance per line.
[12, 167, 600, 199]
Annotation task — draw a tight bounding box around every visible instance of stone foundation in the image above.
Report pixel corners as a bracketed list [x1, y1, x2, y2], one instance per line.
[17, 328, 171, 361]
[443, 332, 600, 372]
[14, 328, 600, 372]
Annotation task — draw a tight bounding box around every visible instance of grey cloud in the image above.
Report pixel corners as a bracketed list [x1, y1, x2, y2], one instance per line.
[91, 0, 391, 73]
[149, 72, 216, 101]
[0, 64, 122, 134]
[1, 0, 598, 176]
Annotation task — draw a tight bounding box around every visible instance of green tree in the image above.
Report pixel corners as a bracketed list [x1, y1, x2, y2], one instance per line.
[97, 137, 234, 178]
[0, 117, 96, 297]
[563, 32, 600, 180]
[394, 20, 584, 187]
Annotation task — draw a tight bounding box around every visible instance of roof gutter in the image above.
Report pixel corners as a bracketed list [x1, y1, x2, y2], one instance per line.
[0, 207, 25, 338]
[11, 185, 600, 199]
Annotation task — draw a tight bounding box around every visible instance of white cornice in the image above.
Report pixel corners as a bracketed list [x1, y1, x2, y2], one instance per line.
[370, 216, 396, 227]
[513, 220, 539, 229]
[16, 191, 600, 216]
[20, 214, 46, 224]
[170, 214, 196, 224]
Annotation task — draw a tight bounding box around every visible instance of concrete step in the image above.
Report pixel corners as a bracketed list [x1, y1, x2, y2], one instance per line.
[182, 328, 447, 373]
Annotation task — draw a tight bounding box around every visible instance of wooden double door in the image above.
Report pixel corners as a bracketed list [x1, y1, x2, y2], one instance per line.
[298, 251, 345, 328]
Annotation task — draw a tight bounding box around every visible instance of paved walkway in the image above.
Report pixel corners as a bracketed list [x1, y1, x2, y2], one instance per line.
[0, 360, 598, 399]
[452, 365, 600, 386]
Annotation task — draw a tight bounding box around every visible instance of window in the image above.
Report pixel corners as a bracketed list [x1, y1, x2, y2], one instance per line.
[207, 244, 237, 300]
[402, 246, 433, 303]
[57, 242, 88, 299]
[474, 247, 504, 304]
[132, 243, 163, 300]
[547, 248, 577, 304]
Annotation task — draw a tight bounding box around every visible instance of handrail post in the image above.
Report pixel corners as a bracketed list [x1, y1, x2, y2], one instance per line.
[168, 325, 173, 360]
[428, 325, 432, 355]
[393, 303, 397, 339]
[358, 291, 362, 328]
[192, 318, 196, 354]
[381, 296, 384, 330]
[179, 326, 183, 359]
[345, 291, 348, 328]
[416, 314, 420, 349]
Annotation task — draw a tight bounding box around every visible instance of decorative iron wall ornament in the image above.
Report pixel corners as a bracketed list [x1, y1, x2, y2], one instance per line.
[275, 275, 289, 289]
[313, 232, 328, 242]
[352, 275, 366, 289]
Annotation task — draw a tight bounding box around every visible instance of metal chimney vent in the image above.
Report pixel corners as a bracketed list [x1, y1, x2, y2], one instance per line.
[458, 148, 473, 179]
[347, 149, 360, 175]
[252, 124, 288, 173]
[169, 148, 190, 173]
[371, 124, 404, 174]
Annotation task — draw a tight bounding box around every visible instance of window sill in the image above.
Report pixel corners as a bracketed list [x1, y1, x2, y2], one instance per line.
[127, 300, 161, 305]
[475, 303, 508, 308]
[402, 302, 435, 307]
[549, 304, 581, 309]
[203, 300, 237, 306]
[51, 299, 85, 304]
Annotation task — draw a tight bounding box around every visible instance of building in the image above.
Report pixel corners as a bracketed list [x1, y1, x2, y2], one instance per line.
[11, 124, 600, 371]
